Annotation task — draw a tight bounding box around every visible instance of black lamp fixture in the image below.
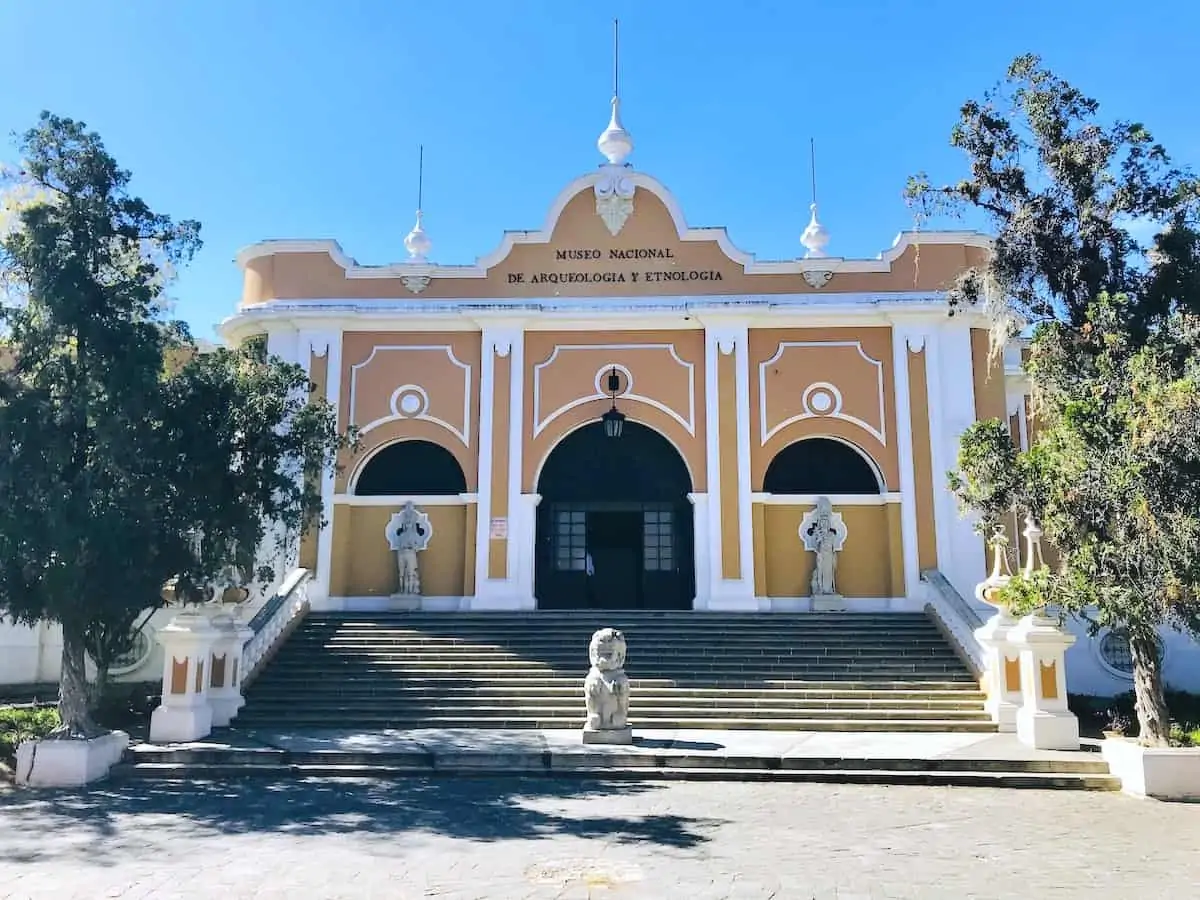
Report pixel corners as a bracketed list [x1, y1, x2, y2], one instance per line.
[601, 366, 626, 438]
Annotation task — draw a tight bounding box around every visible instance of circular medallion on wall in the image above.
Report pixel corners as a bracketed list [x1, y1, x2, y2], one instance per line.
[801, 382, 842, 417]
[390, 384, 430, 418]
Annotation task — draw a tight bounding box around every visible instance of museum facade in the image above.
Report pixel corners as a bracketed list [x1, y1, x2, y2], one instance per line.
[220, 102, 1025, 618]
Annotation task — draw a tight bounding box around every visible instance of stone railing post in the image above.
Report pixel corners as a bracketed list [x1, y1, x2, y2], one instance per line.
[149, 611, 219, 742]
[1009, 611, 1079, 749]
[208, 610, 254, 728]
[973, 529, 1021, 731]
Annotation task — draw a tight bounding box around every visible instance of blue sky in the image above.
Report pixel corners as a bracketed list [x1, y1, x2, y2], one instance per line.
[1, 1, 1196, 340]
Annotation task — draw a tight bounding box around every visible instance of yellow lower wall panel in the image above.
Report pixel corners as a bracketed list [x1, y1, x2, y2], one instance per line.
[329, 504, 469, 597]
[761, 503, 900, 598]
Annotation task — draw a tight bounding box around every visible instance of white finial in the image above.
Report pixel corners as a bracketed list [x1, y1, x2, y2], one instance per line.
[597, 19, 633, 166]
[404, 145, 431, 262]
[801, 203, 829, 258]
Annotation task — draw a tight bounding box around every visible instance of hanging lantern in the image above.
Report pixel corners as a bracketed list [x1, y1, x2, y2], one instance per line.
[602, 366, 625, 438]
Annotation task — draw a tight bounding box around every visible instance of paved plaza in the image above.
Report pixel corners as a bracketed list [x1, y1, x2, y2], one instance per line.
[1, 776, 1198, 899]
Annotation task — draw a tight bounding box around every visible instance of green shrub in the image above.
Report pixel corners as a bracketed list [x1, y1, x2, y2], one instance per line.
[0, 706, 61, 762]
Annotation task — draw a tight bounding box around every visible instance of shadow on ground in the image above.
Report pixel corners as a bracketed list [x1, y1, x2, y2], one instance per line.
[0, 776, 725, 865]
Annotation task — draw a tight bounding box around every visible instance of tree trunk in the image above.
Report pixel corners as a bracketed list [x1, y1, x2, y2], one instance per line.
[54, 623, 105, 739]
[1129, 630, 1171, 747]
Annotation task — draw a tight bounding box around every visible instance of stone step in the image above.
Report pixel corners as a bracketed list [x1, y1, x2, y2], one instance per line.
[236, 704, 992, 721]
[229, 720, 998, 734]
[258, 666, 972, 679]
[288, 643, 960, 657]
[300, 624, 946, 637]
[121, 746, 1113, 776]
[291, 636, 955, 649]
[249, 676, 980, 690]
[110, 761, 1119, 790]
[246, 691, 984, 705]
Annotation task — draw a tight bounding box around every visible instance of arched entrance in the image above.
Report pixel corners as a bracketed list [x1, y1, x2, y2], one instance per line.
[536, 421, 695, 610]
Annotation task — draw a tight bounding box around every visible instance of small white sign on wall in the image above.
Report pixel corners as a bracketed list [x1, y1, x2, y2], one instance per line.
[489, 517, 508, 540]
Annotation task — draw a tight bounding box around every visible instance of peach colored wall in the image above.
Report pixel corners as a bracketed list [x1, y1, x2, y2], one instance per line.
[337, 332, 481, 493]
[522, 330, 706, 492]
[907, 346, 938, 571]
[749, 327, 898, 491]
[241, 188, 983, 304]
[329, 504, 471, 597]
[488, 351, 511, 579]
[718, 348, 741, 580]
[755, 502, 902, 598]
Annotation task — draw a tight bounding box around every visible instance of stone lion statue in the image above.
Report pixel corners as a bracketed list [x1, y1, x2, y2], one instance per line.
[583, 627, 630, 738]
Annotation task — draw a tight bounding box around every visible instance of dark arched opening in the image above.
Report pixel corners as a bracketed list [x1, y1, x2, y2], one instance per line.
[763, 437, 881, 495]
[354, 439, 467, 496]
[536, 421, 694, 610]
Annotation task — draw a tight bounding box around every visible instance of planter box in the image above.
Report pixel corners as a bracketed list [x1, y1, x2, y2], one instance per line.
[14, 730, 129, 787]
[1101, 737, 1200, 800]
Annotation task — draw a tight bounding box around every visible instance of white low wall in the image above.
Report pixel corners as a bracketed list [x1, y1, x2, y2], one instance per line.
[1, 588, 283, 689]
[1063, 617, 1200, 697]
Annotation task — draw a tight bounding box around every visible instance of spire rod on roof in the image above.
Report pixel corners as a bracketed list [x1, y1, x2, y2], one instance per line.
[597, 19, 633, 166]
[801, 137, 830, 258]
[404, 144, 432, 262]
[613, 18, 620, 99]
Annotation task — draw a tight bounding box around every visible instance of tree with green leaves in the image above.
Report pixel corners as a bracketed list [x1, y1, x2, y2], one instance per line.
[909, 56, 1200, 746]
[0, 112, 348, 739]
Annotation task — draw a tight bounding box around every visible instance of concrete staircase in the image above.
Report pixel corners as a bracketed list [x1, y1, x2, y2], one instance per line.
[236, 611, 995, 733]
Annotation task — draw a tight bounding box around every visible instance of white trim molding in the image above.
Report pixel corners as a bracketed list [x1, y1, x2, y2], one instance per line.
[890, 323, 926, 598]
[750, 492, 902, 505]
[758, 341, 887, 446]
[332, 493, 478, 507]
[348, 344, 473, 446]
[234, 169, 990, 284]
[531, 343, 696, 437]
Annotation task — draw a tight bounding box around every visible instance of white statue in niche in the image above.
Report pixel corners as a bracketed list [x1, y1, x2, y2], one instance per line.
[799, 496, 847, 608]
[385, 502, 433, 597]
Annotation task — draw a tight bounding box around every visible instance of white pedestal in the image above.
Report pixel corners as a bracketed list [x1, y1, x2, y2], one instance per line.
[974, 608, 1022, 732]
[388, 592, 421, 611]
[582, 727, 633, 745]
[149, 612, 219, 743]
[1009, 612, 1079, 750]
[15, 730, 130, 786]
[811, 593, 846, 612]
[207, 612, 253, 728]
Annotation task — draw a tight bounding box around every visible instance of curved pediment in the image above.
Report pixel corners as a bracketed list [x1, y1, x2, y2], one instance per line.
[234, 168, 991, 304]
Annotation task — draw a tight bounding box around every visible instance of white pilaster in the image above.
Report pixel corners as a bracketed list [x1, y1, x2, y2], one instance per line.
[472, 327, 528, 609]
[311, 332, 342, 608]
[688, 492, 712, 609]
[925, 322, 986, 604]
[890, 325, 924, 598]
[207, 611, 254, 728]
[703, 324, 756, 609]
[472, 331, 500, 600]
[506, 330, 526, 586]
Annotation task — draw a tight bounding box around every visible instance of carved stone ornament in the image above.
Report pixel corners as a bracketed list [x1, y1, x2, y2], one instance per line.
[401, 274, 431, 294]
[385, 501, 433, 596]
[802, 270, 833, 289]
[799, 496, 847, 600]
[583, 627, 632, 744]
[594, 166, 636, 236]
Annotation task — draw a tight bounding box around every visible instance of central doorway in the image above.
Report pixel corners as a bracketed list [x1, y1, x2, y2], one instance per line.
[535, 421, 695, 610]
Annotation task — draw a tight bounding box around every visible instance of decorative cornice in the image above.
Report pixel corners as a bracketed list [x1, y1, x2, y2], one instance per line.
[234, 169, 991, 282]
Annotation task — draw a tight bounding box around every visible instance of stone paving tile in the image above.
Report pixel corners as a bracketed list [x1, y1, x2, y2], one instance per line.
[2, 777, 1198, 899]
